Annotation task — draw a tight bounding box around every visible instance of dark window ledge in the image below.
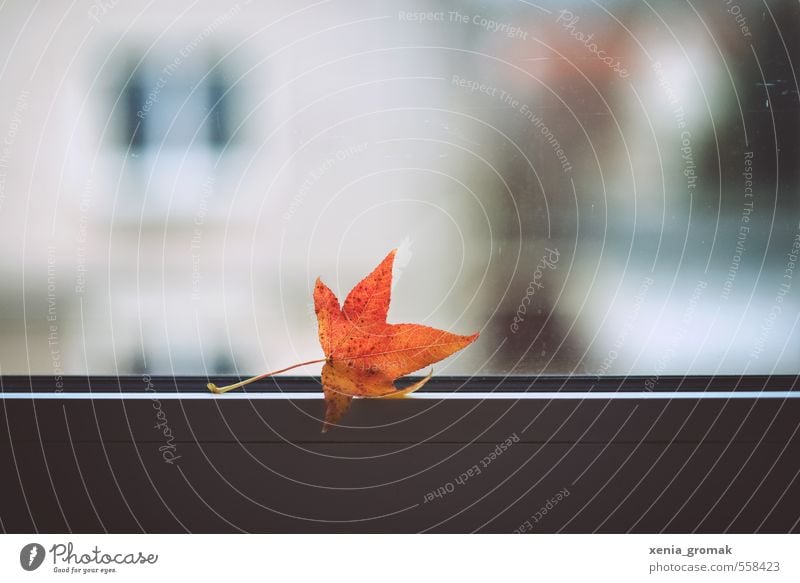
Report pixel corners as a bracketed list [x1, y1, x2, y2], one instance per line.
[1, 375, 799, 533]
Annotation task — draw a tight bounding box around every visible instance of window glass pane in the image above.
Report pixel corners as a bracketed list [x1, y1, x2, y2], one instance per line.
[0, 1, 797, 377]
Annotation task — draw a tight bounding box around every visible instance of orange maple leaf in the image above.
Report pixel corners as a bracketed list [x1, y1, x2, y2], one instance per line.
[207, 250, 479, 432]
[314, 250, 478, 431]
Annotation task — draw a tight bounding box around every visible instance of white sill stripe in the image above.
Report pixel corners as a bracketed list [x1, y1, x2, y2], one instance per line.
[0, 391, 797, 400]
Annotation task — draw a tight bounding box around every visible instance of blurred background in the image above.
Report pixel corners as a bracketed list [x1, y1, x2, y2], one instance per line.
[0, 0, 797, 378]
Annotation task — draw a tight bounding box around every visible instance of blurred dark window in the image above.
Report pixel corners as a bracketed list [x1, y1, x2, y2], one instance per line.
[121, 60, 234, 152]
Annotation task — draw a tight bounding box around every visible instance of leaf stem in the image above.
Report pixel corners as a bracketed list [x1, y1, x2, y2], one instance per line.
[207, 358, 327, 394]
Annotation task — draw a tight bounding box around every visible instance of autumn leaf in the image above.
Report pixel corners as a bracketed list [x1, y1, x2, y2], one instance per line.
[314, 250, 479, 431]
[207, 250, 479, 433]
